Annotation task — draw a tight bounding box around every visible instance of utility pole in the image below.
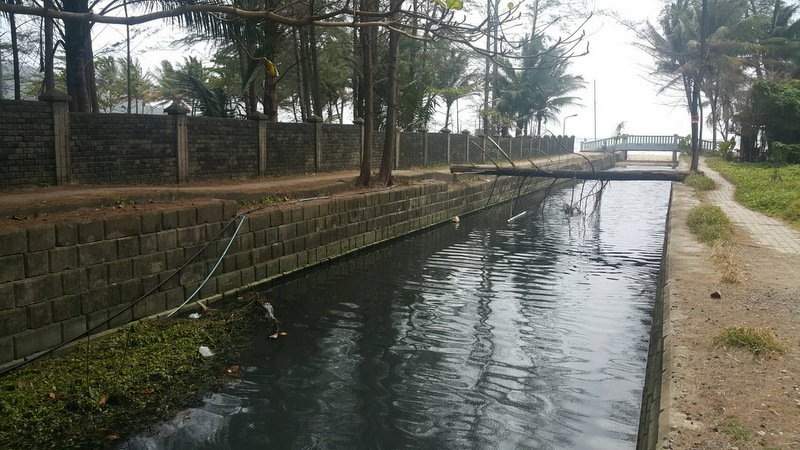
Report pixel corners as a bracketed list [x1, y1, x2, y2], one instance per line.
[593, 80, 597, 140]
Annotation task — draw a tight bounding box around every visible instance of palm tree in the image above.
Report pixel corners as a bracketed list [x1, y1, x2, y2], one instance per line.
[496, 37, 585, 136]
[428, 44, 479, 131]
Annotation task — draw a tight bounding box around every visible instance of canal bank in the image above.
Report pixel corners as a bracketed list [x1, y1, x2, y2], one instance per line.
[648, 158, 800, 449]
[0, 153, 615, 369]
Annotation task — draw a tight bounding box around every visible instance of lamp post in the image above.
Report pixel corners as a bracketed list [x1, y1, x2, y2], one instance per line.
[562, 114, 578, 136]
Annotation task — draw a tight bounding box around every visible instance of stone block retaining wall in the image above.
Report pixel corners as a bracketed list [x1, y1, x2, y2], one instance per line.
[0, 154, 614, 366]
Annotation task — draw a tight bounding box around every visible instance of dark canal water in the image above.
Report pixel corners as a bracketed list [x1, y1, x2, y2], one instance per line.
[124, 178, 671, 450]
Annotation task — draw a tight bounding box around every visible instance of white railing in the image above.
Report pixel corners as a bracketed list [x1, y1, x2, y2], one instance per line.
[580, 135, 715, 152]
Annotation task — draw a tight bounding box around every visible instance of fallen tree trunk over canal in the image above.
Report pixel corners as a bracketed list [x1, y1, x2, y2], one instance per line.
[450, 165, 697, 182]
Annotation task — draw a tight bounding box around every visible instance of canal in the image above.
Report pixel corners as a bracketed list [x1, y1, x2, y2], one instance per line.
[125, 177, 671, 449]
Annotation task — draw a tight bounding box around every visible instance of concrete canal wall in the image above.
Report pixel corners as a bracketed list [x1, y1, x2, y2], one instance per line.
[636, 186, 674, 450]
[0, 154, 615, 366]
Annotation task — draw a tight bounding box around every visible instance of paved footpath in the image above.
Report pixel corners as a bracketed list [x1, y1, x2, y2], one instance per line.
[700, 157, 800, 254]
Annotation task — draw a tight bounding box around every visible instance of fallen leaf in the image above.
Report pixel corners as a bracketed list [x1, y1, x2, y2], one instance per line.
[107, 434, 120, 441]
[48, 392, 56, 400]
[227, 365, 240, 373]
[138, 387, 156, 395]
[98, 395, 108, 405]
[186, 391, 196, 398]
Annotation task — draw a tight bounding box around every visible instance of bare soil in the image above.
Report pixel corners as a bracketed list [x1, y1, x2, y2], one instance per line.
[665, 182, 800, 449]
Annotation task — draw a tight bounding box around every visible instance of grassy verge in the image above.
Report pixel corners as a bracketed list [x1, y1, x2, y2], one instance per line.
[717, 326, 786, 355]
[0, 301, 263, 449]
[706, 157, 800, 227]
[686, 205, 733, 244]
[684, 173, 716, 191]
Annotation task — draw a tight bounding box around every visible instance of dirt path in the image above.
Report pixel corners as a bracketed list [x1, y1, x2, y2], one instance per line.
[662, 159, 800, 449]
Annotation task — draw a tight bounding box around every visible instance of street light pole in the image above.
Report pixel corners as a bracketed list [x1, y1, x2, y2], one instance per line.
[562, 114, 578, 136]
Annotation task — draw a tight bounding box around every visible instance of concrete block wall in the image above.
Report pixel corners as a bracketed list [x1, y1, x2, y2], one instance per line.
[70, 113, 177, 184]
[0, 100, 56, 187]
[428, 134, 449, 165]
[398, 133, 424, 168]
[0, 154, 614, 365]
[189, 117, 259, 179]
[265, 122, 316, 176]
[320, 124, 361, 172]
[1, 98, 577, 189]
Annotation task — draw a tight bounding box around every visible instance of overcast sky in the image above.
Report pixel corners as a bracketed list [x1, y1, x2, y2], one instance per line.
[560, 0, 690, 141]
[90, 0, 691, 141]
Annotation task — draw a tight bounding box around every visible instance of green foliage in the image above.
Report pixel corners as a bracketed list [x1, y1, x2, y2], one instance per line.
[0, 309, 259, 449]
[717, 326, 786, 355]
[752, 80, 800, 145]
[494, 36, 585, 135]
[94, 56, 154, 113]
[677, 135, 692, 154]
[684, 174, 716, 191]
[707, 157, 800, 226]
[771, 141, 800, 165]
[720, 418, 752, 442]
[686, 204, 733, 244]
[717, 140, 736, 161]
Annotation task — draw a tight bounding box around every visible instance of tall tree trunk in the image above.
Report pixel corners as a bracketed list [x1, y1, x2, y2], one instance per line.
[352, 11, 361, 122]
[298, 28, 312, 121]
[308, 0, 323, 118]
[238, 45, 257, 116]
[63, 0, 92, 112]
[86, 35, 98, 112]
[42, 0, 55, 94]
[379, 0, 402, 185]
[357, 0, 375, 186]
[689, 79, 701, 171]
[264, 74, 278, 121]
[292, 29, 308, 121]
[10, 12, 21, 99]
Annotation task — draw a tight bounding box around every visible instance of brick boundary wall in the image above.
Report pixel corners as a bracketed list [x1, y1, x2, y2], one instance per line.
[0, 154, 614, 366]
[0, 99, 576, 189]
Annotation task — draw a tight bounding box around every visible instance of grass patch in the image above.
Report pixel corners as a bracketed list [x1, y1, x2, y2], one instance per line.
[706, 157, 800, 227]
[713, 242, 741, 284]
[720, 418, 752, 442]
[684, 174, 716, 191]
[717, 326, 786, 355]
[0, 302, 263, 449]
[687, 205, 733, 244]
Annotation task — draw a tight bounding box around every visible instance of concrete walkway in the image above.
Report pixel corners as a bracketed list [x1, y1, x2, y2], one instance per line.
[700, 157, 800, 254]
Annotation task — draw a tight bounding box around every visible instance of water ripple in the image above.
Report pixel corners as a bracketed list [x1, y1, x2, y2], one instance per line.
[124, 179, 670, 450]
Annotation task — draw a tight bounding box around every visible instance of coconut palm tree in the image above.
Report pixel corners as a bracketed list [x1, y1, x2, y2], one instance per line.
[496, 37, 585, 136]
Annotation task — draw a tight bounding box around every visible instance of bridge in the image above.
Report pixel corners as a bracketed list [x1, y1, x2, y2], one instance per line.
[580, 135, 715, 165]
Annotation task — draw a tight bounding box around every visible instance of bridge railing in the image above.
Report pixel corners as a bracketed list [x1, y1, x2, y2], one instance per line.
[580, 135, 716, 153]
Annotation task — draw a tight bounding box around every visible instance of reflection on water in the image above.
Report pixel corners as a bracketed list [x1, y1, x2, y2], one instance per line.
[123, 179, 670, 450]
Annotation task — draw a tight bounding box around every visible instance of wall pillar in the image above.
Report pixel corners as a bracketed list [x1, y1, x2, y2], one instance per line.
[394, 127, 401, 170]
[462, 130, 470, 163]
[441, 128, 451, 165]
[421, 129, 428, 167]
[40, 89, 70, 185]
[248, 113, 269, 176]
[354, 118, 365, 165]
[310, 115, 323, 172]
[165, 100, 190, 183]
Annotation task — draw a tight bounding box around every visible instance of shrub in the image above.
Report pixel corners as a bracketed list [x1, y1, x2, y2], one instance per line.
[717, 326, 786, 355]
[685, 174, 716, 191]
[771, 141, 800, 165]
[686, 205, 733, 244]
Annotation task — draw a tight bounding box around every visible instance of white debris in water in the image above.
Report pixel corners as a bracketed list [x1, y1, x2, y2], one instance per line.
[451, 216, 460, 223]
[198, 346, 215, 357]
